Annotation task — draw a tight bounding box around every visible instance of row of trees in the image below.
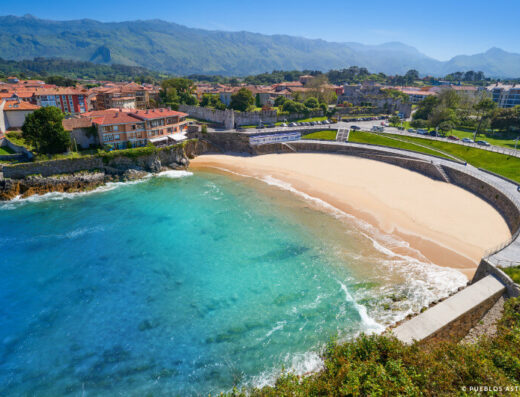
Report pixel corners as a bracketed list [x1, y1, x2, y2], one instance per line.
[411, 89, 520, 136]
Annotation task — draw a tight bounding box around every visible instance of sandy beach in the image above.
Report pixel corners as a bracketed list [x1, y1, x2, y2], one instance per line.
[190, 153, 512, 278]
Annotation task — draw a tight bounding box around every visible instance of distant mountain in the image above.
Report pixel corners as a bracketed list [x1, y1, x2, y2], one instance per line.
[0, 15, 518, 77]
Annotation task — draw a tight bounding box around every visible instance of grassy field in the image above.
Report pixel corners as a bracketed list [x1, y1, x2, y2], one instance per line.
[302, 130, 455, 160]
[385, 133, 520, 183]
[301, 130, 337, 140]
[5, 131, 34, 151]
[0, 146, 15, 155]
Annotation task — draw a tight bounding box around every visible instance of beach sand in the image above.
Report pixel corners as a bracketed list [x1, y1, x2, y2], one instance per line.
[190, 153, 512, 279]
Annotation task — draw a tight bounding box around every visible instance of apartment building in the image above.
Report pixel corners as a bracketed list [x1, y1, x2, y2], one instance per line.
[92, 83, 159, 110]
[488, 83, 520, 108]
[86, 108, 188, 150]
[32, 87, 89, 114]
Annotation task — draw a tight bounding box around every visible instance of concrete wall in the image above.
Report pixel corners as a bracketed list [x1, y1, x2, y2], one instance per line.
[179, 105, 322, 127]
[392, 275, 505, 344]
[472, 259, 520, 297]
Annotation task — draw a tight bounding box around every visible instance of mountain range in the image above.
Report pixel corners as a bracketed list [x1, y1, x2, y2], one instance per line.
[1, 14, 519, 77]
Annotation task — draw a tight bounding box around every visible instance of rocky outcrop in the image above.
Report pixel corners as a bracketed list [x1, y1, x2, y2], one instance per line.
[0, 172, 106, 200]
[0, 139, 215, 200]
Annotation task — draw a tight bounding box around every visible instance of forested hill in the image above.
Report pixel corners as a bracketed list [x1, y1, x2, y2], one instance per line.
[1, 15, 520, 77]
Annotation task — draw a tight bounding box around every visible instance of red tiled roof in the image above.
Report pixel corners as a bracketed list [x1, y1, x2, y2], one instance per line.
[62, 117, 94, 130]
[131, 109, 188, 120]
[2, 100, 40, 110]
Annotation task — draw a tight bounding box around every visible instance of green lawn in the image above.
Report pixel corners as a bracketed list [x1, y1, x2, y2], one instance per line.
[301, 130, 337, 140]
[385, 133, 520, 183]
[501, 266, 520, 284]
[0, 146, 15, 155]
[349, 131, 455, 160]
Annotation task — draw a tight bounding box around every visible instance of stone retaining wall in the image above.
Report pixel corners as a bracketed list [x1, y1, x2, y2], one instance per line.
[1, 137, 34, 159]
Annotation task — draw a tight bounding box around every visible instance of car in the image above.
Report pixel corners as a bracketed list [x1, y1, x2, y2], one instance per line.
[316, 121, 322, 125]
[447, 135, 459, 141]
[350, 125, 361, 131]
[407, 128, 416, 133]
[416, 129, 428, 135]
[476, 140, 491, 146]
[462, 138, 474, 143]
[256, 125, 264, 129]
[289, 122, 297, 127]
[429, 130, 438, 137]
[281, 123, 288, 127]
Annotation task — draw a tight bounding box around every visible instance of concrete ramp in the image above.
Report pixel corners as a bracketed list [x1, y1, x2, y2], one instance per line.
[392, 275, 505, 344]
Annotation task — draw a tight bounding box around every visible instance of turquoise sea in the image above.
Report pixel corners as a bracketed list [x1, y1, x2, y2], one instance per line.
[0, 170, 467, 396]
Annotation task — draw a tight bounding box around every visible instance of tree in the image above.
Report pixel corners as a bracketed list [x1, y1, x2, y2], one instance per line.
[413, 96, 439, 121]
[281, 100, 307, 114]
[160, 87, 180, 109]
[200, 94, 226, 110]
[490, 106, 520, 132]
[304, 97, 319, 109]
[230, 88, 255, 112]
[274, 96, 287, 107]
[473, 97, 497, 140]
[22, 106, 71, 154]
[404, 69, 419, 84]
[438, 121, 454, 134]
[388, 115, 401, 127]
[160, 78, 197, 106]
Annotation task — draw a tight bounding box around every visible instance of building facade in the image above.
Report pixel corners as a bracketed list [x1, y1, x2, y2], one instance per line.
[86, 108, 188, 150]
[32, 88, 89, 114]
[488, 83, 520, 108]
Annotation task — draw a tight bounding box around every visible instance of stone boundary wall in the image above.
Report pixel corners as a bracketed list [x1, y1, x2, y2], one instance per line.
[442, 166, 520, 234]
[472, 259, 520, 297]
[179, 105, 323, 127]
[1, 137, 34, 159]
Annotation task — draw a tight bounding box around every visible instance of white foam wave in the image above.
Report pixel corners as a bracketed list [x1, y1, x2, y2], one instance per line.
[265, 321, 286, 338]
[338, 281, 385, 333]
[156, 170, 193, 179]
[250, 351, 324, 390]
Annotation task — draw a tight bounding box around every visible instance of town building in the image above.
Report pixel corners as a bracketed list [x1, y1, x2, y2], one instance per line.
[32, 87, 89, 114]
[92, 83, 159, 111]
[488, 83, 520, 108]
[82, 108, 188, 150]
[0, 99, 40, 134]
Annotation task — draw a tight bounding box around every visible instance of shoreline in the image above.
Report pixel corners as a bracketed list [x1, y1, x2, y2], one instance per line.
[190, 153, 512, 279]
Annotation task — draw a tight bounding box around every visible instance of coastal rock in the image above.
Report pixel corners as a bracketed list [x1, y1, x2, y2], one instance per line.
[0, 172, 106, 200]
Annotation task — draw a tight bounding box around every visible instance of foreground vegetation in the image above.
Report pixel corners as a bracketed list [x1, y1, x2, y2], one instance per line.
[0, 146, 15, 155]
[502, 266, 520, 284]
[227, 298, 520, 396]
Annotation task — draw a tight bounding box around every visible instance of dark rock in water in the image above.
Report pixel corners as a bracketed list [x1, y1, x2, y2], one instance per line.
[102, 345, 130, 363]
[138, 319, 159, 332]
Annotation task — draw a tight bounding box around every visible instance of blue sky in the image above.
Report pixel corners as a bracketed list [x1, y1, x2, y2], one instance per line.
[2, 0, 519, 60]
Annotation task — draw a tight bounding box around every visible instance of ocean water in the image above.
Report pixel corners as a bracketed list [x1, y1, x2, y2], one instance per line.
[0, 170, 467, 396]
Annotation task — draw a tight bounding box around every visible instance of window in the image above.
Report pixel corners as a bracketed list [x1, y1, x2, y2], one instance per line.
[114, 134, 120, 140]
[113, 125, 119, 131]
